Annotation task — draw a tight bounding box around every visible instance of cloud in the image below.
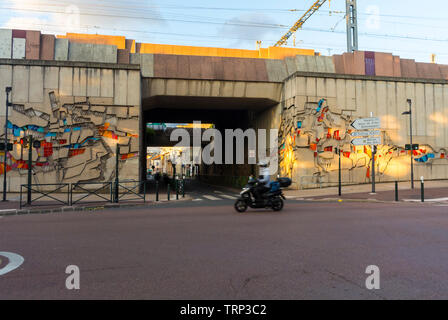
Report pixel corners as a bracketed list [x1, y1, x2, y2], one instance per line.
[2, 0, 166, 36]
[217, 13, 281, 48]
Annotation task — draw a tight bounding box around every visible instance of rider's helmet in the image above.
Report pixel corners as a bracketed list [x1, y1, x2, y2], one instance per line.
[258, 159, 269, 168]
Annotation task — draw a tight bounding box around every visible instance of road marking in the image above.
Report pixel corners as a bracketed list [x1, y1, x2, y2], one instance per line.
[404, 197, 448, 202]
[0, 252, 24, 276]
[220, 194, 237, 200]
[203, 195, 222, 201]
[213, 190, 224, 194]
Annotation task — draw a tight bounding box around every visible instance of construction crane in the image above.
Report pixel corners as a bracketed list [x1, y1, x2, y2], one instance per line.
[274, 0, 327, 47]
[274, 0, 358, 52]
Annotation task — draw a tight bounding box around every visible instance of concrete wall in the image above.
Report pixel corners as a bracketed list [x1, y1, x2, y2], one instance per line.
[0, 61, 141, 192]
[279, 73, 448, 188]
[142, 78, 282, 103]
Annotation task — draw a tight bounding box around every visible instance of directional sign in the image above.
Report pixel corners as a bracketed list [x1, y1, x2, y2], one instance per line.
[351, 137, 382, 146]
[405, 144, 419, 151]
[350, 130, 381, 138]
[351, 117, 381, 130]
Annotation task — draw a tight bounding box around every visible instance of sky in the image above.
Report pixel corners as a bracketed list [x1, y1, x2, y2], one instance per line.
[1, 0, 448, 63]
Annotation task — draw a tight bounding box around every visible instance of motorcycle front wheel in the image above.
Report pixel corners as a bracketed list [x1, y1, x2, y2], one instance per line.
[234, 199, 248, 213]
[272, 198, 284, 211]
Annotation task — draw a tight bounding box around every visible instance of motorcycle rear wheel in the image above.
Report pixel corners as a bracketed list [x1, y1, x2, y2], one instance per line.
[234, 200, 248, 213]
[272, 198, 284, 211]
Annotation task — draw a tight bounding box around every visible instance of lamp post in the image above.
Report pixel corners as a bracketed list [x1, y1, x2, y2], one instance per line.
[402, 99, 414, 189]
[3, 87, 12, 201]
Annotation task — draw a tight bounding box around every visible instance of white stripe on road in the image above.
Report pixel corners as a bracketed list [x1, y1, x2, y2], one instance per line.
[0, 252, 24, 276]
[404, 197, 448, 202]
[220, 194, 237, 200]
[203, 195, 222, 201]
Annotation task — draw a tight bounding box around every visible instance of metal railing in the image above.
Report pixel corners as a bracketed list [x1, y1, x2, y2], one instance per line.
[70, 182, 113, 206]
[20, 183, 70, 209]
[115, 180, 147, 203]
[18, 178, 188, 208]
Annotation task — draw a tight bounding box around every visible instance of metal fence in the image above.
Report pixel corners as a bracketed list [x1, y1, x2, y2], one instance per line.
[20, 183, 70, 209]
[70, 182, 113, 206]
[115, 180, 147, 203]
[19, 178, 186, 208]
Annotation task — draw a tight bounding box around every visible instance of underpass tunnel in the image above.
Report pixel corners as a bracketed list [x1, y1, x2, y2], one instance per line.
[140, 95, 279, 187]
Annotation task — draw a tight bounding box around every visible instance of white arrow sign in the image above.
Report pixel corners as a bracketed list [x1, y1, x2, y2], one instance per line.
[351, 117, 381, 130]
[351, 137, 382, 146]
[350, 130, 381, 137]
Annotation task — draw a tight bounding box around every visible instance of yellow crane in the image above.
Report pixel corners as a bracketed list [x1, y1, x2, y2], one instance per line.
[274, 0, 328, 47]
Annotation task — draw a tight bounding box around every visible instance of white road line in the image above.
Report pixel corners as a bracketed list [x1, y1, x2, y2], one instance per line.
[203, 195, 222, 201]
[220, 194, 237, 200]
[193, 198, 203, 202]
[213, 191, 224, 194]
[0, 252, 25, 276]
[404, 198, 448, 202]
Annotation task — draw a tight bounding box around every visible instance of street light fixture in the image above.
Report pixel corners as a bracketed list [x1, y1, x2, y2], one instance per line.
[402, 99, 414, 189]
[3, 86, 12, 201]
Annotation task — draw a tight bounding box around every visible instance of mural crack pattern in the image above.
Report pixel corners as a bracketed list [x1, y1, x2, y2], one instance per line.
[1, 92, 139, 185]
[279, 99, 448, 187]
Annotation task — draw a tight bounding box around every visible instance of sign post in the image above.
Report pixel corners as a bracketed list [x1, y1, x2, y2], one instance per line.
[3, 87, 12, 202]
[351, 117, 381, 130]
[351, 116, 382, 194]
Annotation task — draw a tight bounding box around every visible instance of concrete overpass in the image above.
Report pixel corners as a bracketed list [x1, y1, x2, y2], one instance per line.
[1, 29, 448, 190]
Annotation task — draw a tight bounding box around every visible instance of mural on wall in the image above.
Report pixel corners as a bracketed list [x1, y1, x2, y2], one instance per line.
[279, 98, 448, 186]
[0, 91, 139, 184]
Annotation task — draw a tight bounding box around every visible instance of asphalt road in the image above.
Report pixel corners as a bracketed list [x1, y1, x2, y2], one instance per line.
[1, 199, 448, 300]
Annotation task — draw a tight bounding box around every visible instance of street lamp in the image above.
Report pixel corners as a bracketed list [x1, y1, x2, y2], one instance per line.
[3, 87, 12, 201]
[402, 99, 414, 189]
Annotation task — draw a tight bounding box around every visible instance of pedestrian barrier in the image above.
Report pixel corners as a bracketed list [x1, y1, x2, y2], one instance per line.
[18, 178, 187, 208]
[115, 180, 147, 203]
[20, 183, 70, 209]
[70, 182, 113, 206]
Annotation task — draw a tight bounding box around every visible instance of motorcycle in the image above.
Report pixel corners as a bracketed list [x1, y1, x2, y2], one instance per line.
[234, 177, 292, 212]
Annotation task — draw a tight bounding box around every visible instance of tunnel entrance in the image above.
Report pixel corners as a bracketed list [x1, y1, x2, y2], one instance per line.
[141, 95, 278, 187]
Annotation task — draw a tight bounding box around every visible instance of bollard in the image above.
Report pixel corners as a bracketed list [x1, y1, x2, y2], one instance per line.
[167, 183, 170, 201]
[176, 179, 179, 200]
[421, 176, 424, 202]
[395, 181, 399, 202]
[27, 136, 33, 205]
[182, 179, 185, 198]
[338, 148, 342, 197]
[156, 181, 159, 202]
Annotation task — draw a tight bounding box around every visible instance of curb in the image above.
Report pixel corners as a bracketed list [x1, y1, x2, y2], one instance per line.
[0, 197, 192, 216]
[305, 197, 431, 204]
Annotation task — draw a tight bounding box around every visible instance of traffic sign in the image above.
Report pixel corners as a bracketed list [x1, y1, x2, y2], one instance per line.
[350, 130, 381, 137]
[351, 137, 382, 146]
[405, 144, 419, 151]
[351, 117, 381, 130]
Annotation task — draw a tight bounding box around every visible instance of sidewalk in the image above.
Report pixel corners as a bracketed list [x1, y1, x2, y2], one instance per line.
[0, 192, 192, 216]
[283, 180, 448, 203]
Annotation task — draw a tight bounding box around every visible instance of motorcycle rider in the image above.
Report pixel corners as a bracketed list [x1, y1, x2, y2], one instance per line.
[253, 159, 271, 202]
